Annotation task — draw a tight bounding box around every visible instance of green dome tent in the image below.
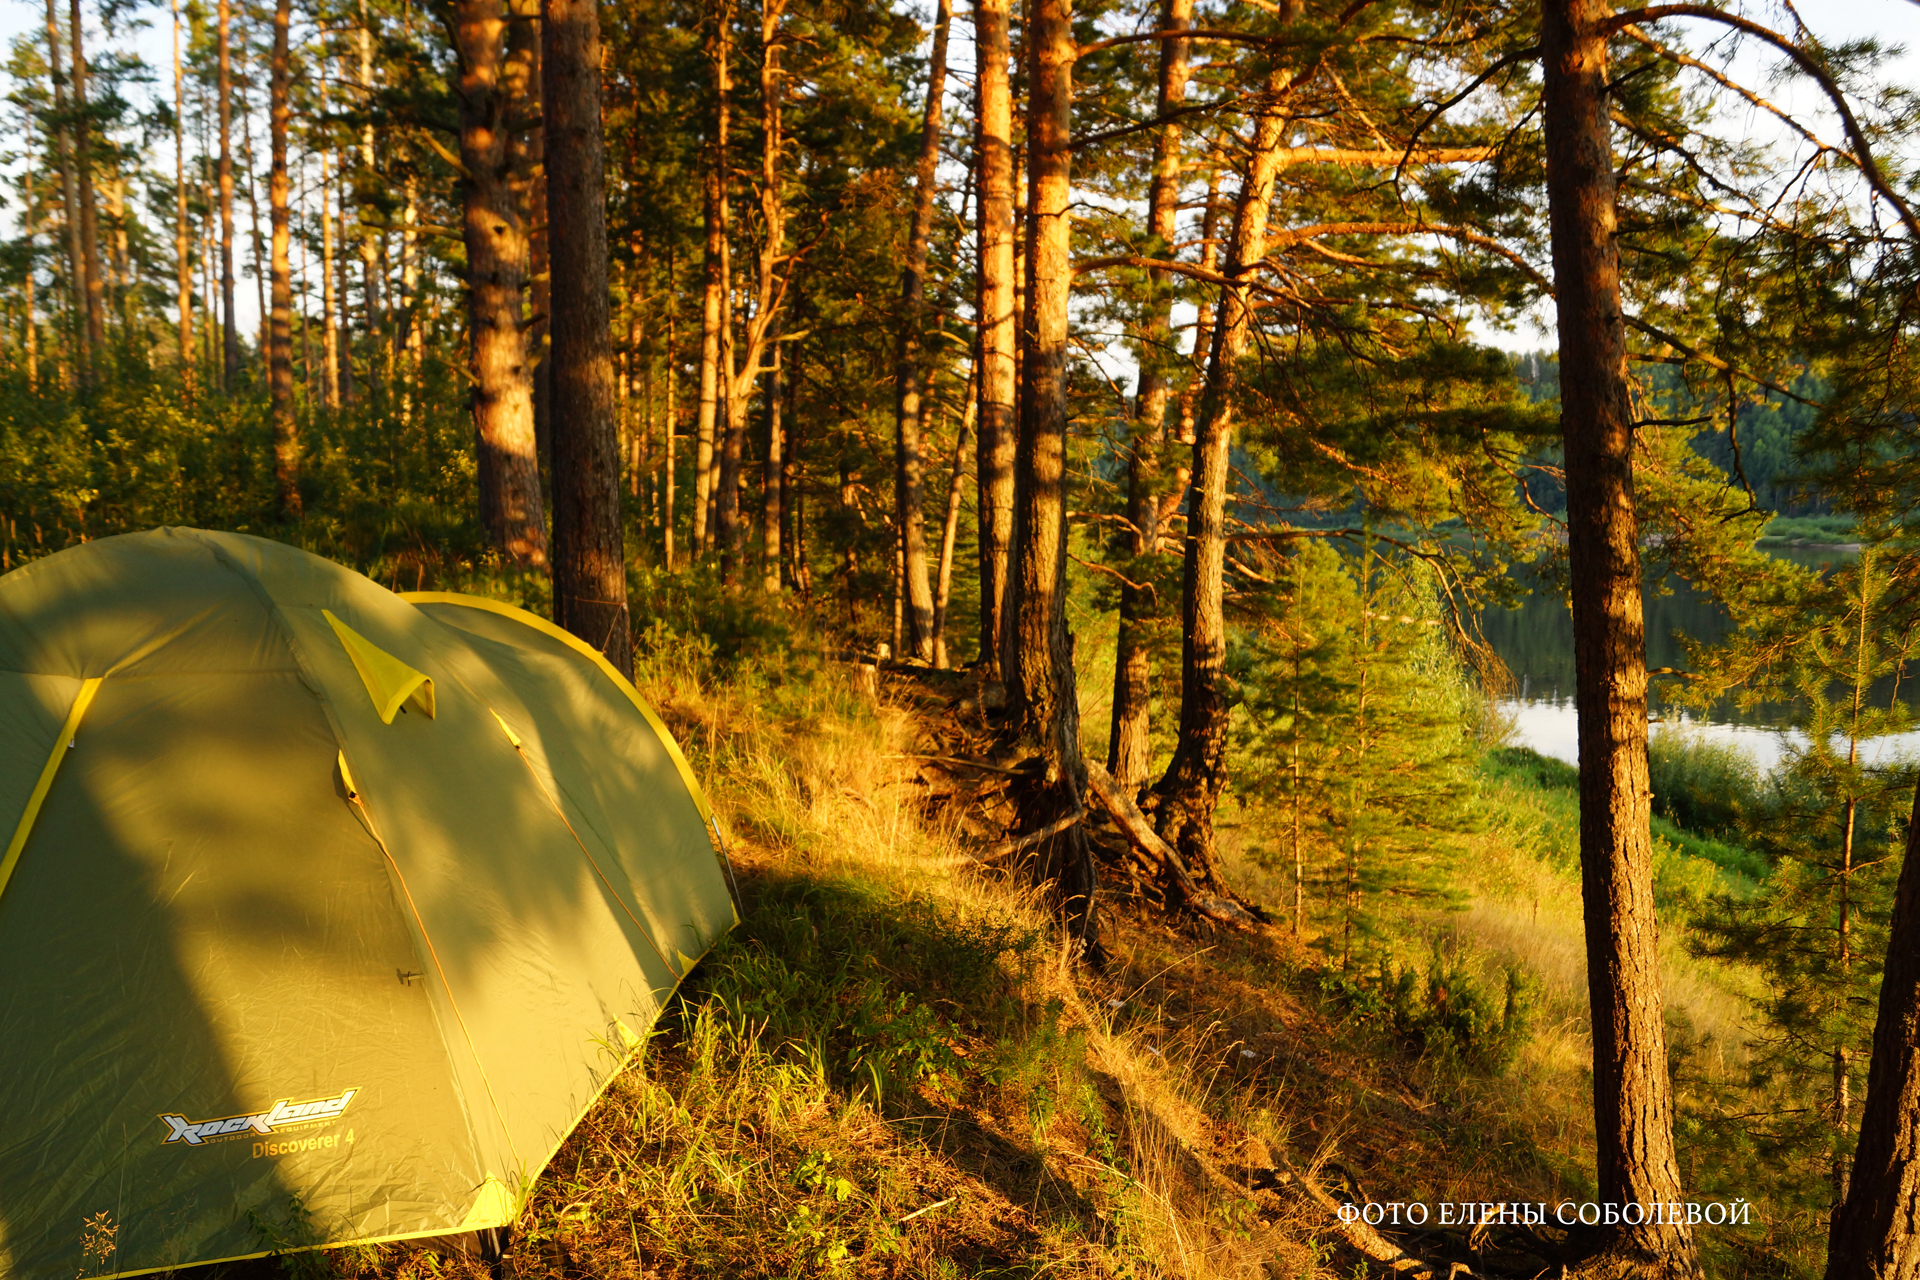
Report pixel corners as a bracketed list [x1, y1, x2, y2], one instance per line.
[0, 528, 737, 1280]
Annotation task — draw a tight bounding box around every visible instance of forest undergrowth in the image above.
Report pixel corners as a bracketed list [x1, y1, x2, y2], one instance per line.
[184, 618, 1770, 1280]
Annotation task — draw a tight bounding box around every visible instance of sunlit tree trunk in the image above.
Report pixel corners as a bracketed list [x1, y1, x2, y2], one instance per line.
[69, 0, 104, 370]
[1541, 1, 1699, 1273]
[694, 0, 731, 561]
[1151, 74, 1287, 900]
[460, 0, 548, 566]
[1107, 0, 1192, 795]
[43, 0, 86, 380]
[719, 0, 789, 585]
[890, 0, 950, 659]
[543, 0, 632, 676]
[973, 0, 1015, 687]
[1827, 783, 1920, 1279]
[218, 0, 239, 386]
[269, 0, 299, 516]
[357, 3, 383, 391]
[761, 316, 783, 593]
[931, 364, 975, 669]
[1003, 0, 1099, 963]
[320, 149, 340, 407]
[171, 0, 194, 396]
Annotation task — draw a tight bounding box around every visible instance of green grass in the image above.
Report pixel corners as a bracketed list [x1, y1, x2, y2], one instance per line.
[1756, 514, 1857, 545]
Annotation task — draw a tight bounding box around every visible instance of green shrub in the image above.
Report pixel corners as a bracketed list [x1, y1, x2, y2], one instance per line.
[1319, 944, 1533, 1075]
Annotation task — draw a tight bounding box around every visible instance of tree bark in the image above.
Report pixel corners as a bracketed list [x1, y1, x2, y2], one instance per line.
[761, 316, 783, 592]
[269, 0, 299, 516]
[1003, 0, 1099, 964]
[68, 0, 105, 370]
[694, 0, 731, 561]
[43, 0, 86, 380]
[1149, 74, 1287, 901]
[460, 0, 549, 567]
[543, 0, 632, 677]
[890, 0, 950, 659]
[357, 4, 384, 393]
[320, 149, 340, 407]
[1107, 0, 1192, 795]
[1541, 1, 1700, 1273]
[171, 0, 194, 395]
[718, 0, 790, 585]
[973, 0, 1015, 687]
[931, 366, 975, 669]
[1825, 782, 1920, 1279]
[218, 0, 239, 386]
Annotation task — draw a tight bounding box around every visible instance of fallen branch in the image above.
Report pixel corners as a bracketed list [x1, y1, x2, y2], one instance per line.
[1272, 1147, 1471, 1277]
[975, 807, 1086, 861]
[1083, 761, 1259, 928]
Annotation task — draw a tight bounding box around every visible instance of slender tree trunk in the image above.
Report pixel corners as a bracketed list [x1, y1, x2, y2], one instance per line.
[460, 0, 548, 567]
[761, 316, 783, 593]
[44, 0, 86, 380]
[357, 6, 383, 391]
[243, 103, 267, 350]
[890, 0, 950, 658]
[1107, 0, 1191, 794]
[1541, 2, 1699, 1273]
[974, 0, 1015, 687]
[931, 364, 975, 669]
[718, 0, 789, 585]
[1826, 782, 1920, 1280]
[694, 0, 731, 560]
[269, 0, 299, 516]
[320, 149, 340, 407]
[68, 0, 104, 370]
[543, 0, 631, 677]
[1002, 0, 1099, 963]
[1150, 74, 1288, 900]
[663, 262, 677, 570]
[218, 0, 239, 386]
[172, 0, 194, 395]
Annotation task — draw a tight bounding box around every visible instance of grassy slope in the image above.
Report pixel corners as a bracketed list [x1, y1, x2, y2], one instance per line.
[230, 657, 1778, 1280]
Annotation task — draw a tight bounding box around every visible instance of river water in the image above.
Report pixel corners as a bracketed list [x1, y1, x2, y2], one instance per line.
[1482, 547, 1920, 773]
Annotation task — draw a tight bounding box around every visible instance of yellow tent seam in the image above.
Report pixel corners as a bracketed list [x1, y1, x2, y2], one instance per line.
[339, 755, 522, 1172]
[0, 677, 102, 906]
[487, 706, 679, 980]
[398, 593, 715, 823]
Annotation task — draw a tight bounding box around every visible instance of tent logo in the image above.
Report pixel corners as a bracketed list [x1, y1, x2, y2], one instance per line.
[158, 1088, 359, 1147]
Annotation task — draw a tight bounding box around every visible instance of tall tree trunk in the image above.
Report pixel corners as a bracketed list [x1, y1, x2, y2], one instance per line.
[217, 0, 240, 386]
[172, 0, 194, 395]
[662, 259, 677, 569]
[694, 0, 731, 561]
[335, 141, 360, 402]
[44, 0, 86, 380]
[269, 0, 299, 516]
[320, 149, 340, 407]
[1107, 0, 1192, 795]
[1826, 782, 1920, 1280]
[1003, 0, 1099, 963]
[543, 0, 632, 677]
[460, 0, 548, 567]
[973, 0, 1015, 687]
[890, 0, 950, 659]
[761, 316, 783, 593]
[68, 0, 104, 370]
[931, 364, 975, 669]
[243, 103, 267, 350]
[1150, 74, 1287, 900]
[719, 0, 789, 585]
[1541, 1, 1699, 1273]
[357, 5, 384, 392]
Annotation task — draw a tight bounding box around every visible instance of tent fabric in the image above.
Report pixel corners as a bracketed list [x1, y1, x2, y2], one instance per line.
[0, 529, 736, 1280]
